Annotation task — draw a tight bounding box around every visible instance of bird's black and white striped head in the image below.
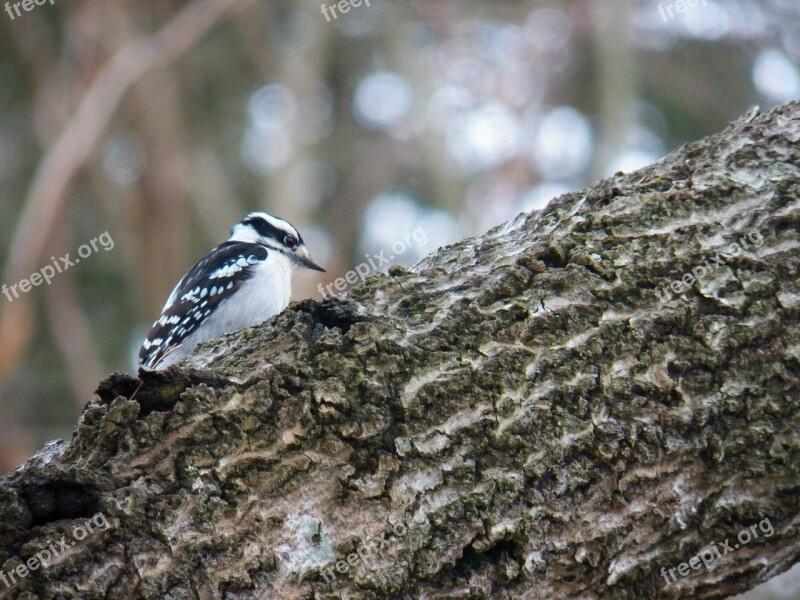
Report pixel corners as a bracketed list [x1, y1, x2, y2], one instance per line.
[230, 212, 325, 272]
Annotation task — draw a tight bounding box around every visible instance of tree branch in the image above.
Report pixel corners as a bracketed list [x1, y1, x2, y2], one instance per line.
[0, 101, 798, 599]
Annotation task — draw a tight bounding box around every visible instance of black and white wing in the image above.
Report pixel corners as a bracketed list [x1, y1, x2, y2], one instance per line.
[138, 242, 269, 369]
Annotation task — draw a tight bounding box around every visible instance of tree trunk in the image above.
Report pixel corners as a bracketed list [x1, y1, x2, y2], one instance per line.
[1, 101, 799, 600]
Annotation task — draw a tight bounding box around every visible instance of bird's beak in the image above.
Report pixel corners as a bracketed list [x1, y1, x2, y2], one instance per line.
[295, 245, 326, 272]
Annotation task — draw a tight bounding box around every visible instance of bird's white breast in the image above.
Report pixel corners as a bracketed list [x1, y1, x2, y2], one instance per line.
[160, 252, 292, 367]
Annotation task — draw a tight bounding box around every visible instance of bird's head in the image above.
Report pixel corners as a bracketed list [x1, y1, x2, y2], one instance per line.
[230, 212, 326, 272]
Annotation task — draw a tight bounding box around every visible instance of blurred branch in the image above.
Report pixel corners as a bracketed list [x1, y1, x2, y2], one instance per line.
[265, 2, 331, 226]
[187, 149, 244, 242]
[44, 274, 104, 412]
[133, 68, 191, 314]
[0, 0, 257, 379]
[590, 0, 638, 180]
[41, 220, 103, 410]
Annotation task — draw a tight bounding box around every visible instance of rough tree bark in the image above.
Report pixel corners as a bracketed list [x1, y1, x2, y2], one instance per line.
[1, 101, 799, 600]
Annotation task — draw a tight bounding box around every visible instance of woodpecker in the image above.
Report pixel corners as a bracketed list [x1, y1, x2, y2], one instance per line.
[138, 212, 324, 370]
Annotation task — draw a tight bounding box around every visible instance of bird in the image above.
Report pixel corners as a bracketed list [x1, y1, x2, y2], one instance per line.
[138, 212, 325, 370]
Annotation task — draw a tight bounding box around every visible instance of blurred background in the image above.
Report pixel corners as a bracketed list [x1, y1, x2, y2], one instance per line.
[0, 1, 798, 595]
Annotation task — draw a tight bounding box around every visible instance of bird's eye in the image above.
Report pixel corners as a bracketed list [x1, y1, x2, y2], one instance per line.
[284, 235, 296, 248]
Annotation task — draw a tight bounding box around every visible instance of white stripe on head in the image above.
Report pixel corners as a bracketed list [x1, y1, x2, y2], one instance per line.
[229, 212, 300, 245]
